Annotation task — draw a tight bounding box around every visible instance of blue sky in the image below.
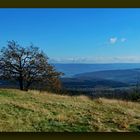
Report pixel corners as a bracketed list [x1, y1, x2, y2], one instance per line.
[0, 8, 140, 63]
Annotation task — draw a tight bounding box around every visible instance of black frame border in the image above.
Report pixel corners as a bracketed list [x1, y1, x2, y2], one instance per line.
[0, 0, 140, 139]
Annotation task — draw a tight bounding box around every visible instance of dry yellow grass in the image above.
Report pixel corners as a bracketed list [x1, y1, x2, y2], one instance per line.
[0, 88, 140, 132]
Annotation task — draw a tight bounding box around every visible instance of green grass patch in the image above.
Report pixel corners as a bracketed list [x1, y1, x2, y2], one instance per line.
[0, 88, 140, 132]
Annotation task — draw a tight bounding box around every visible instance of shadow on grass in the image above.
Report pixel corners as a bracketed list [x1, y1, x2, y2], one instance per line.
[59, 88, 140, 102]
[0, 86, 140, 102]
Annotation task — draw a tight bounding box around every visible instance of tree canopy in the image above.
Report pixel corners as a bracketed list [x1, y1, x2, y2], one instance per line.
[0, 40, 63, 91]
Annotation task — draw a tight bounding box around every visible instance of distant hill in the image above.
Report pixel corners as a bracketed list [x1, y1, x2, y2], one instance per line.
[1, 68, 140, 89]
[74, 69, 140, 85]
[2, 64, 140, 89]
[53, 63, 140, 77]
[61, 68, 140, 89]
[61, 77, 129, 89]
[0, 80, 18, 88]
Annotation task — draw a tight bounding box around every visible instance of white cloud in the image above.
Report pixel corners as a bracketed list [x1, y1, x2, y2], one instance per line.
[121, 38, 127, 42]
[108, 37, 127, 45]
[109, 37, 118, 44]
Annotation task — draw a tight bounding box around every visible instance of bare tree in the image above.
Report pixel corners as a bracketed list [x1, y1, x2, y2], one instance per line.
[0, 40, 63, 91]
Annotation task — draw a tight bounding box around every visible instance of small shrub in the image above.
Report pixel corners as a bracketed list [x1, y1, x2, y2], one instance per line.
[129, 92, 140, 101]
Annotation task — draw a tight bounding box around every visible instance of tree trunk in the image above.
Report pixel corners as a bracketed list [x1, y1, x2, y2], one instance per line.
[19, 79, 23, 90]
[24, 81, 32, 91]
[19, 73, 23, 90]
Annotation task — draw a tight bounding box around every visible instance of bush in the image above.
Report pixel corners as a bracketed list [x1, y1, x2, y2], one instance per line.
[129, 92, 140, 101]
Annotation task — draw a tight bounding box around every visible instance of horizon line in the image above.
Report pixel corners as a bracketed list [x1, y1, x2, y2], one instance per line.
[50, 62, 140, 64]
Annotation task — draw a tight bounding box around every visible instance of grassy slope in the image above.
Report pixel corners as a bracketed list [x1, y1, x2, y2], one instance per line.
[0, 89, 140, 132]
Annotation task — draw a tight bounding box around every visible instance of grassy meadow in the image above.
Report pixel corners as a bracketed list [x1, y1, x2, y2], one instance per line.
[0, 88, 140, 132]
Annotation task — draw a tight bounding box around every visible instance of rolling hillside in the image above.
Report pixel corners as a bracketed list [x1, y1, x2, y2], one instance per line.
[1, 69, 140, 89]
[53, 63, 140, 77]
[0, 88, 140, 132]
[61, 69, 140, 89]
[74, 69, 140, 85]
[61, 78, 129, 89]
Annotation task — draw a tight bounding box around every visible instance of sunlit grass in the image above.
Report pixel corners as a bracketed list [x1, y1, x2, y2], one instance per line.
[0, 88, 140, 132]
